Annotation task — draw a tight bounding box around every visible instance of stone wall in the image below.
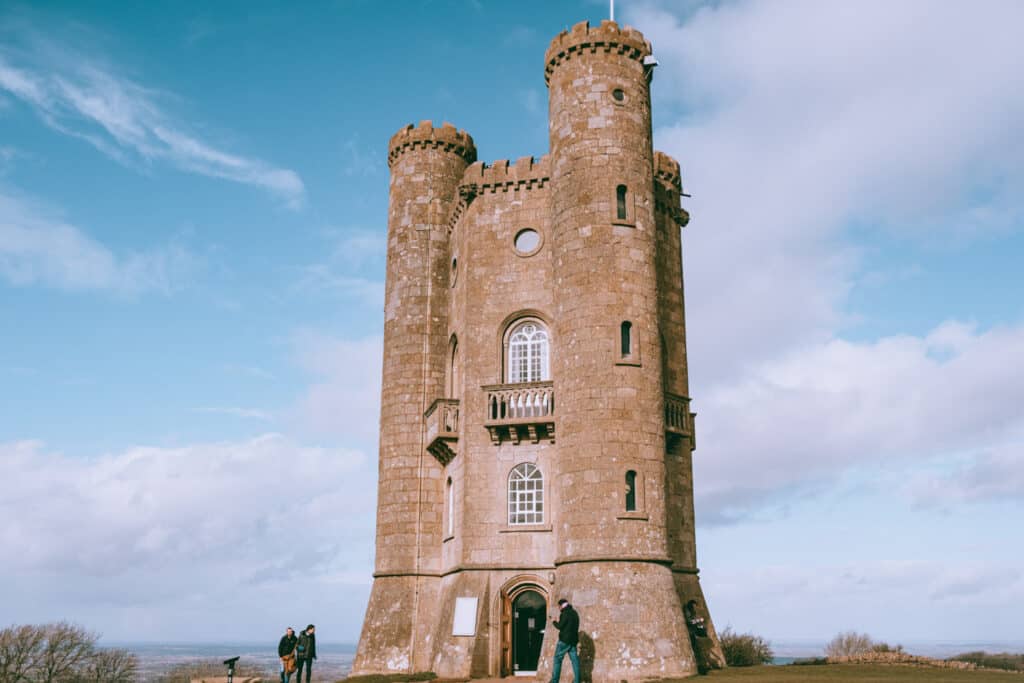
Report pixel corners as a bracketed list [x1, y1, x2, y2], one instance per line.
[830, 652, 979, 669]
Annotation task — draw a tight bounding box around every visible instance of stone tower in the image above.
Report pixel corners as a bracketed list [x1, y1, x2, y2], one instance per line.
[352, 20, 723, 681]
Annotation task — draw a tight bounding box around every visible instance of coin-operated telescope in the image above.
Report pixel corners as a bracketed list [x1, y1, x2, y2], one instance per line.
[223, 656, 240, 683]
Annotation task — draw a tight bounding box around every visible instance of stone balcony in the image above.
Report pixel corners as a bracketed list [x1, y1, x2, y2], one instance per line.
[483, 381, 555, 444]
[425, 398, 459, 465]
[665, 392, 696, 449]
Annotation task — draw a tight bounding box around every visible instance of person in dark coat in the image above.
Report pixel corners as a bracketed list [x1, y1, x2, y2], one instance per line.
[294, 624, 317, 683]
[549, 599, 580, 683]
[278, 627, 298, 683]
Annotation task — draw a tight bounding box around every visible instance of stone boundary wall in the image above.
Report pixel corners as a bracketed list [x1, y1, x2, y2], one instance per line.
[830, 652, 979, 670]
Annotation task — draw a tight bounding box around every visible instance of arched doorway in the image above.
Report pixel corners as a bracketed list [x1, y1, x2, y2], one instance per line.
[502, 585, 547, 676]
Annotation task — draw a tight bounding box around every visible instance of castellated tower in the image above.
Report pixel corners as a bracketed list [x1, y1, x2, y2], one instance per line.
[353, 20, 722, 681]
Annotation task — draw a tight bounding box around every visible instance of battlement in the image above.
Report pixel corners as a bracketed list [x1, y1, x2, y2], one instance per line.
[387, 120, 477, 169]
[654, 151, 682, 191]
[654, 151, 689, 226]
[459, 155, 551, 195]
[544, 20, 652, 84]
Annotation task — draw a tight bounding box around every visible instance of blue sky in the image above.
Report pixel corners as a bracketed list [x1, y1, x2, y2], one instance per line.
[2, 0, 1022, 649]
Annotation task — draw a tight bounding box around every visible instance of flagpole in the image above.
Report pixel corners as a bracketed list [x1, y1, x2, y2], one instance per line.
[610, 0, 615, 21]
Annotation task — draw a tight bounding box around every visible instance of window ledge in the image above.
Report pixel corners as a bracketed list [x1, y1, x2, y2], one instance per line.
[615, 358, 641, 367]
[612, 220, 636, 228]
[616, 512, 648, 521]
[500, 524, 553, 533]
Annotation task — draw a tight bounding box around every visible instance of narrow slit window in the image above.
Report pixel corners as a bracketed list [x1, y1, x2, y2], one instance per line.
[616, 184, 628, 220]
[620, 321, 632, 356]
[447, 477, 454, 536]
[625, 470, 637, 511]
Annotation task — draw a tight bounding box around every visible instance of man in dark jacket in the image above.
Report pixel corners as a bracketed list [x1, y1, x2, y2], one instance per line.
[278, 627, 298, 683]
[549, 599, 580, 683]
[295, 624, 317, 683]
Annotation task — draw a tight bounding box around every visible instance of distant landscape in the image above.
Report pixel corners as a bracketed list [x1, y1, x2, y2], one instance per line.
[113, 640, 1024, 681]
[113, 641, 356, 681]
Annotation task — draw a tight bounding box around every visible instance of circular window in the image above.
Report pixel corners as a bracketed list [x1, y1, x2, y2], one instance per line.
[612, 88, 625, 102]
[450, 257, 458, 287]
[513, 228, 542, 256]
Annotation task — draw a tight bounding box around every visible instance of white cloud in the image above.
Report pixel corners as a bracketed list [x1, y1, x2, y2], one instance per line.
[503, 25, 537, 46]
[195, 406, 273, 421]
[291, 228, 386, 304]
[608, 1, 1024, 523]
[290, 332, 383, 447]
[695, 320, 1024, 522]
[0, 40, 305, 207]
[0, 189, 195, 294]
[0, 435, 375, 640]
[340, 136, 384, 178]
[222, 363, 276, 380]
[293, 265, 385, 304]
[626, 0, 1024, 376]
[327, 229, 386, 265]
[907, 442, 1024, 508]
[520, 88, 542, 115]
[707, 559, 1024, 643]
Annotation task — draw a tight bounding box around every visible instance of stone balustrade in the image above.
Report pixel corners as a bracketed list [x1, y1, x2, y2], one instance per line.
[425, 398, 459, 465]
[482, 381, 555, 444]
[665, 392, 696, 449]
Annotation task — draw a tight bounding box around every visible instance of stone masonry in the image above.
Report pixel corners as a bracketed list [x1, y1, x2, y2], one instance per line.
[352, 20, 723, 681]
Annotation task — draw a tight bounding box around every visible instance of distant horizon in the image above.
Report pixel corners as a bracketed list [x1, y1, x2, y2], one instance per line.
[99, 639, 358, 648]
[96, 634, 1024, 651]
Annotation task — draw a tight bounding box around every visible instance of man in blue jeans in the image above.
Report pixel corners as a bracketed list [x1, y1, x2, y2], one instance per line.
[549, 598, 580, 683]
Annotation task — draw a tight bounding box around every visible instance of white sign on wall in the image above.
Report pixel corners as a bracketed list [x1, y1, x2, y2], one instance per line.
[452, 597, 479, 636]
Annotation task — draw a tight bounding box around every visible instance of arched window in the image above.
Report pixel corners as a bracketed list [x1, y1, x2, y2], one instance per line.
[620, 321, 632, 357]
[508, 463, 544, 525]
[625, 470, 637, 512]
[447, 477, 454, 537]
[508, 321, 549, 383]
[616, 184, 628, 220]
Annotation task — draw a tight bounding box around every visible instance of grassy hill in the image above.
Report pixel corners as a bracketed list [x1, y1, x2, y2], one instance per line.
[699, 663, 1020, 682]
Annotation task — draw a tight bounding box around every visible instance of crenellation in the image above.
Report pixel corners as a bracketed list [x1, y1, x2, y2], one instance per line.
[654, 150, 683, 191]
[387, 120, 477, 169]
[458, 155, 551, 196]
[544, 20, 652, 84]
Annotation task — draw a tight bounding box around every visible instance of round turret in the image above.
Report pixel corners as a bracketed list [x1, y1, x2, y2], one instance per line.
[547, 17, 664, 561]
[542, 21, 697, 682]
[375, 118, 474, 573]
[388, 120, 476, 169]
[353, 119, 475, 676]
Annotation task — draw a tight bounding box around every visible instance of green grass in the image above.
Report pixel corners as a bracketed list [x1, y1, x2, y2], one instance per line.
[689, 663, 1018, 682]
[341, 672, 448, 683]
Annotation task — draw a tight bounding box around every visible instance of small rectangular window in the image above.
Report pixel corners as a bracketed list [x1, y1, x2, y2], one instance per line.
[616, 185, 628, 220]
